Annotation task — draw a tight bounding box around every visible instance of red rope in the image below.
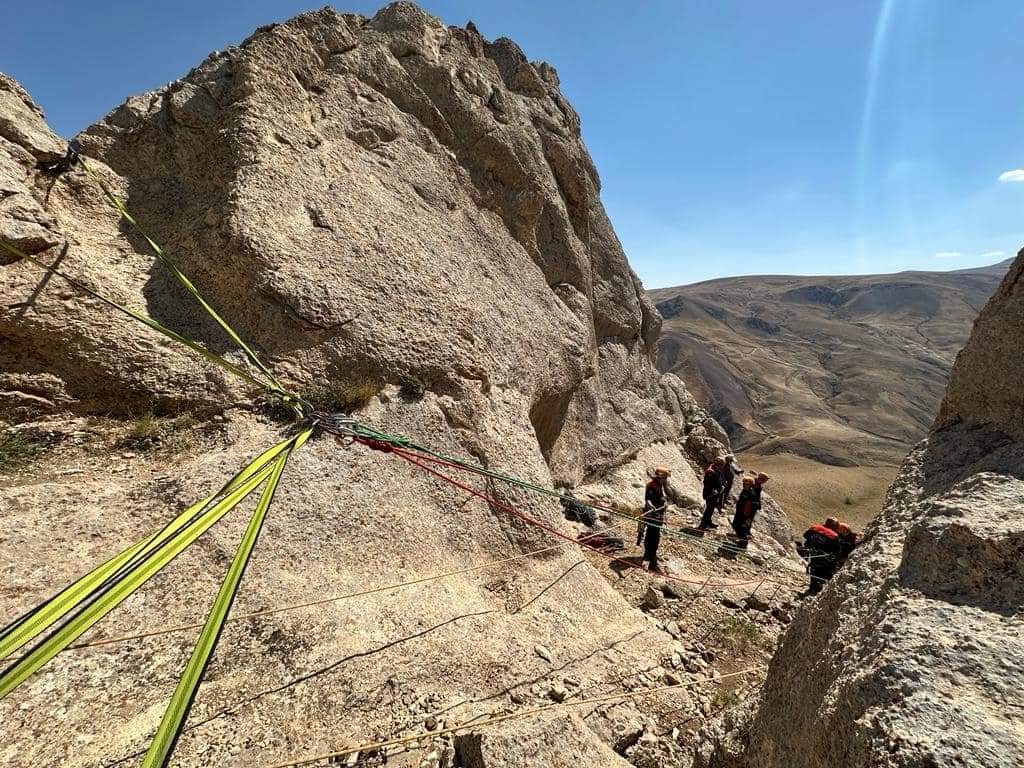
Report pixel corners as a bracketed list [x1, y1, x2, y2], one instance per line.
[358, 438, 707, 531]
[357, 437, 394, 453]
[362, 439, 773, 591]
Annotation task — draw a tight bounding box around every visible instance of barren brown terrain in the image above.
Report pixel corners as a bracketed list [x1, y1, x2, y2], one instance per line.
[651, 261, 1010, 466]
[734, 451, 898, 532]
[650, 262, 1010, 525]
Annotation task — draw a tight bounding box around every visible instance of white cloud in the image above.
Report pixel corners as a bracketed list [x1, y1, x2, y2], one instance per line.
[934, 251, 961, 259]
[979, 250, 1006, 260]
[998, 169, 1024, 182]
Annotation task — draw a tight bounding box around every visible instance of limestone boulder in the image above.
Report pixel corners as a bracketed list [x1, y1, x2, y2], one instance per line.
[0, 6, 746, 768]
[0, 76, 224, 418]
[454, 712, 633, 768]
[62, 4, 680, 482]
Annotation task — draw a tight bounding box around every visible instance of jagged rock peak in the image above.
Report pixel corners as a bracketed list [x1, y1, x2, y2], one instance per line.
[4, 2, 692, 483]
[0, 74, 65, 160]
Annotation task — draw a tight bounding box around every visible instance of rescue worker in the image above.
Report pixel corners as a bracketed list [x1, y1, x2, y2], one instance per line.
[834, 521, 859, 567]
[717, 454, 738, 512]
[637, 467, 670, 573]
[799, 519, 841, 596]
[698, 456, 724, 530]
[752, 471, 770, 504]
[730, 476, 759, 546]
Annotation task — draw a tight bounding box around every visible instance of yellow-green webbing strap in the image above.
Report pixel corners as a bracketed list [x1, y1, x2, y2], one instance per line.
[0, 238, 275, 394]
[0, 433, 303, 700]
[142, 427, 311, 767]
[77, 158, 287, 398]
[0, 435, 298, 662]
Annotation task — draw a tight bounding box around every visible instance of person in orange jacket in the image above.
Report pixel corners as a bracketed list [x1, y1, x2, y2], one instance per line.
[800, 520, 842, 596]
[637, 467, 671, 573]
[730, 476, 759, 545]
[834, 520, 860, 566]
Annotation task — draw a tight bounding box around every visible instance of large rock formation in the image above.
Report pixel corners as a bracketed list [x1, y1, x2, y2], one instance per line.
[3, 2, 696, 482]
[0, 6, 776, 768]
[696, 250, 1024, 768]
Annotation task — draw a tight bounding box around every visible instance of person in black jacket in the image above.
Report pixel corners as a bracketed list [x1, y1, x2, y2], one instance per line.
[637, 467, 671, 573]
[698, 456, 724, 530]
[800, 521, 842, 596]
[730, 476, 759, 545]
[717, 454, 738, 512]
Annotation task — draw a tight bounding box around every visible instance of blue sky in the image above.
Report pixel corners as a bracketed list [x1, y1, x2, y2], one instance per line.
[4, 1, 1023, 287]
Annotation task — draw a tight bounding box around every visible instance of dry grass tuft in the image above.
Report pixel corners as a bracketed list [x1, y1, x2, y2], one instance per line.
[0, 430, 48, 472]
[122, 413, 199, 452]
[303, 380, 381, 414]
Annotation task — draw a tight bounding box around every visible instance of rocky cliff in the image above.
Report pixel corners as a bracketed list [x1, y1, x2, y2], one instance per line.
[0, 5, 779, 768]
[696, 250, 1024, 768]
[3, 3, 698, 482]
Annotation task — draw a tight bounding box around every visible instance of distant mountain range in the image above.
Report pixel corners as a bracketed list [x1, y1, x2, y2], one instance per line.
[650, 258, 1013, 467]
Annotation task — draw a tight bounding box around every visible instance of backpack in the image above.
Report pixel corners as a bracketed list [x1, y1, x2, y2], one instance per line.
[804, 525, 839, 554]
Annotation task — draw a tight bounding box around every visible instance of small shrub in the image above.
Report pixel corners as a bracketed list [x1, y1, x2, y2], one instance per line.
[714, 616, 765, 654]
[126, 413, 164, 443]
[844, 496, 854, 506]
[303, 380, 381, 414]
[710, 686, 743, 711]
[123, 413, 198, 452]
[0, 430, 48, 472]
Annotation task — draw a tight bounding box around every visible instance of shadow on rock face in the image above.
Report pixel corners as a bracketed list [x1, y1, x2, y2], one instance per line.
[919, 422, 1024, 498]
[899, 424, 1024, 617]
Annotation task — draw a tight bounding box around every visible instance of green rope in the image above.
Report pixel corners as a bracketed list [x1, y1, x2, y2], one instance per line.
[0, 238, 278, 394]
[347, 422, 796, 568]
[0, 432, 302, 700]
[1, 152, 316, 768]
[78, 157, 288, 400]
[142, 427, 310, 767]
[0, 434, 297, 662]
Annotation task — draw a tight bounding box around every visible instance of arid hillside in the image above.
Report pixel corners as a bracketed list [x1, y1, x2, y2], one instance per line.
[650, 262, 1009, 527]
[651, 261, 1010, 466]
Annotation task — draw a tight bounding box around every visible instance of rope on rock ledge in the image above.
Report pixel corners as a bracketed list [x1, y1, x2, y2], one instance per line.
[261, 666, 765, 768]
[365, 438, 782, 591]
[332, 416, 812, 571]
[23, 521, 629, 654]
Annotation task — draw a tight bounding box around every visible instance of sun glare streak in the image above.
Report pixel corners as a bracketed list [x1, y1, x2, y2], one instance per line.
[855, 0, 898, 262]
